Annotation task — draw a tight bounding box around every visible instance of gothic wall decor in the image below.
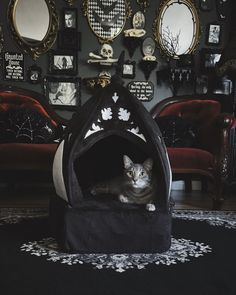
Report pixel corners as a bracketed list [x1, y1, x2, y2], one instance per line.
[154, 0, 200, 59]
[8, 0, 59, 60]
[83, 0, 132, 43]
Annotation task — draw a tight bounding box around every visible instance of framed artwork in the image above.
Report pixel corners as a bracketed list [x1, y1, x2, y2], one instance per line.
[201, 49, 221, 72]
[49, 51, 77, 75]
[83, 0, 130, 43]
[206, 23, 221, 45]
[122, 61, 136, 79]
[213, 77, 233, 95]
[3, 52, 24, 81]
[58, 30, 81, 51]
[44, 77, 81, 108]
[27, 64, 42, 84]
[63, 8, 77, 29]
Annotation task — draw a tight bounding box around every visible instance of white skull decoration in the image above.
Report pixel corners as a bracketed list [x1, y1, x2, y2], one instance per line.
[100, 44, 114, 59]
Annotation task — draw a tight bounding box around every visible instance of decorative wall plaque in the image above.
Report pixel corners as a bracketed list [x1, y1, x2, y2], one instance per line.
[3, 52, 24, 81]
[127, 81, 154, 101]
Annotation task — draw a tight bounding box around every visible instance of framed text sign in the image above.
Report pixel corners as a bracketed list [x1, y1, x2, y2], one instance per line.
[127, 81, 154, 101]
[3, 52, 24, 81]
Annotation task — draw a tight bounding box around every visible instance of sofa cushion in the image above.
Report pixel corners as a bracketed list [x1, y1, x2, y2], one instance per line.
[167, 147, 214, 173]
[155, 115, 197, 147]
[0, 107, 59, 144]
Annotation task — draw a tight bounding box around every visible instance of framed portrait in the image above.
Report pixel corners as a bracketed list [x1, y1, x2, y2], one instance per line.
[122, 61, 136, 79]
[63, 8, 77, 29]
[27, 64, 42, 84]
[44, 77, 81, 108]
[201, 49, 222, 72]
[58, 30, 81, 51]
[49, 51, 77, 75]
[206, 23, 221, 45]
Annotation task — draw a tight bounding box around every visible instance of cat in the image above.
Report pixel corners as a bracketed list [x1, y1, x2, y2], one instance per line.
[90, 155, 157, 211]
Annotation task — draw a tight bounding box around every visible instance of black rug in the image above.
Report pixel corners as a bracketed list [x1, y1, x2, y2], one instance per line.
[0, 208, 236, 295]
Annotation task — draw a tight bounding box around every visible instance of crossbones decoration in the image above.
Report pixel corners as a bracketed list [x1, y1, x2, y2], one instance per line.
[88, 44, 118, 66]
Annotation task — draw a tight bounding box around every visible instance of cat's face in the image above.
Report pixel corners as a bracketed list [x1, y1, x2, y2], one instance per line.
[123, 155, 153, 189]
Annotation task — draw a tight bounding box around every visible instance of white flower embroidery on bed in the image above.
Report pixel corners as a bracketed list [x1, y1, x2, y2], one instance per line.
[20, 237, 211, 272]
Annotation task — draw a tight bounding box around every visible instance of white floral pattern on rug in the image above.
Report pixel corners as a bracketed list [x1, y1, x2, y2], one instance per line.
[173, 210, 236, 229]
[20, 237, 212, 272]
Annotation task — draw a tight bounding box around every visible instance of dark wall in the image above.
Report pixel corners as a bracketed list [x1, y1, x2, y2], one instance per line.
[0, 0, 233, 120]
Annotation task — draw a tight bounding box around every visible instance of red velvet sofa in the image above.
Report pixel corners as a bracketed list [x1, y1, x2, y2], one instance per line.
[0, 85, 66, 184]
[151, 95, 235, 209]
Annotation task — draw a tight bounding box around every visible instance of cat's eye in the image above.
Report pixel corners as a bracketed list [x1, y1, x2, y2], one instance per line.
[127, 171, 132, 177]
[140, 171, 145, 176]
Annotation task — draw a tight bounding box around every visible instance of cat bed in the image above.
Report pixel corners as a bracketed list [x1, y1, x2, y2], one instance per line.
[51, 82, 172, 253]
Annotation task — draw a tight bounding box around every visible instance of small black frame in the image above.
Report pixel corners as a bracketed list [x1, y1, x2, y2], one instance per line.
[49, 50, 77, 75]
[44, 76, 81, 109]
[201, 48, 222, 72]
[27, 64, 42, 84]
[206, 23, 221, 45]
[122, 61, 136, 79]
[62, 7, 77, 29]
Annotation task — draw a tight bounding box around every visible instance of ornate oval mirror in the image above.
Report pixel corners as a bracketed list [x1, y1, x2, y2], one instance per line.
[8, 0, 59, 60]
[83, 0, 131, 43]
[154, 0, 200, 59]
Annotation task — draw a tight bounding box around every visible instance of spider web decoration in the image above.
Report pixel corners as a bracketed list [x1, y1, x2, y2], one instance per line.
[2, 107, 57, 143]
[86, 0, 127, 42]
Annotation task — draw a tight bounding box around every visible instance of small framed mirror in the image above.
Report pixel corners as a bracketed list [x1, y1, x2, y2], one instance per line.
[83, 0, 131, 43]
[8, 0, 59, 60]
[154, 0, 200, 59]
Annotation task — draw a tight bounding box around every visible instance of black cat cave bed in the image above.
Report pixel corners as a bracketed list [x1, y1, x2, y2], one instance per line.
[50, 82, 173, 254]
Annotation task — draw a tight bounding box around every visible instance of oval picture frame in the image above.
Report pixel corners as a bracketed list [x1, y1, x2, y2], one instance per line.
[153, 0, 200, 59]
[83, 0, 131, 43]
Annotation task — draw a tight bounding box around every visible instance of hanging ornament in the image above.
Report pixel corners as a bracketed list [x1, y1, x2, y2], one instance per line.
[123, 11, 146, 58]
[139, 37, 157, 80]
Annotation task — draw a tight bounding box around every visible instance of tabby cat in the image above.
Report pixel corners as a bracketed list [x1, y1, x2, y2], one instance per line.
[90, 155, 157, 211]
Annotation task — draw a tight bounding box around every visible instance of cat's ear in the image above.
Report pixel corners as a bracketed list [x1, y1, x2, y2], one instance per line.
[123, 155, 133, 169]
[143, 158, 153, 171]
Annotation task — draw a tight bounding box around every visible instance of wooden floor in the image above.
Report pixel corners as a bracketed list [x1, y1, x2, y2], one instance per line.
[0, 181, 236, 210]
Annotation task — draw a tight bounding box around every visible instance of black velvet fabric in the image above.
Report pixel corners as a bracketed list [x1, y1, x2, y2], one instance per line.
[0, 107, 59, 143]
[50, 197, 172, 254]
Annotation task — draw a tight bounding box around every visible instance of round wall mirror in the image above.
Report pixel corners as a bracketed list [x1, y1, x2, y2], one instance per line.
[83, 0, 131, 43]
[154, 0, 200, 59]
[8, 0, 59, 60]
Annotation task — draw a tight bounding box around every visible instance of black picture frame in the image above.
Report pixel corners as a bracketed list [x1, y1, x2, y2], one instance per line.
[213, 77, 233, 95]
[62, 7, 77, 29]
[206, 23, 221, 45]
[27, 64, 42, 84]
[201, 48, 222, 72]
[49, 50, 77, 75]
[122, 61, 136, 79]
[44, 76, 81, 109]
[3, 52, 24, 81]
[57, 30, 81, 51]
